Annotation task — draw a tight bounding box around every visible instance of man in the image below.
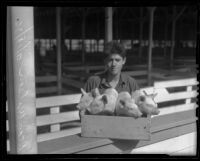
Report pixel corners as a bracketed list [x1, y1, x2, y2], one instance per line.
[83, 41, 139, 94]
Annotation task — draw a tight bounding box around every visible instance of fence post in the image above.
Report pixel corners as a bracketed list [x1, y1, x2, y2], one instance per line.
[56, 7, 62, 94]
[6, 6, 38, 154]
[147, 7, 156, 86]
[105, 7, 113, 44]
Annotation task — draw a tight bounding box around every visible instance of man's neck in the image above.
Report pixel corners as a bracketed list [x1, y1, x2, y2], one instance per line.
[107, 72, 120, 83]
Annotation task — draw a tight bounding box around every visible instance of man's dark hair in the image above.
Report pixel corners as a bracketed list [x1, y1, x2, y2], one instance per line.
[104, 41, 126, 59]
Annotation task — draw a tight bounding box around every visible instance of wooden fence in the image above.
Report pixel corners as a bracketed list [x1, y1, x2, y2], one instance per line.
[7, 77, 198, 154]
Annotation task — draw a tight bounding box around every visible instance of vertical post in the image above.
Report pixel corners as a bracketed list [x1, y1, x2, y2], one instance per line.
[131, 21, 134, 52]
[6, 6, 38, 154]
[82, 8, 86, 65]
[105, 7, 113, 44]
[56, 7, 62, 94]
[147, 7, 156, 86]
[170, 6, 176, 70]
[163, 10, 168, 58]
[138, 7, 144, 61]
[97, 13, 99, 52]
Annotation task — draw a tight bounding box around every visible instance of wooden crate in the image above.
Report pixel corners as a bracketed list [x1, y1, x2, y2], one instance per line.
[81, 114, 151, 140]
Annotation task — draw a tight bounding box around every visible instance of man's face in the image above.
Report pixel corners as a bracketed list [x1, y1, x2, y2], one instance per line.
[105, 54, 126, 76]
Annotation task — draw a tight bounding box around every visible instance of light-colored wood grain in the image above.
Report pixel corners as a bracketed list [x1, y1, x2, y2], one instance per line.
[37, 111, 79, 126]
[37, 127, 81, 142]
[81, 115, 151, 140]
[154, 90, 197, 103]
[154, 78, 198, 88]
[36, 94, 82, 108]
[50, 107, 60, 132]
[131, 132, 196, 154]
[185, 86, 192, 104]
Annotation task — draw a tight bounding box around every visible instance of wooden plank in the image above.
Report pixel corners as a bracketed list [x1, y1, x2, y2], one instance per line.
[37, 111, 80, 126]
[50, 107, 60, 132]
[38, 135, 112, 154]
[36, 86, 58, 94]
[131, 132, 196, 154]
[77, 123, 196, 154]
[170, 145, 196, 156]
[37, 127, 81, 142]
[36, 94, 81, 108]
[153, 103, 197, 117]
[7, 140, 10, 152]
[151, 109, 196, 132]
[154, 78, 198, 88]
[77, 144, 122, 154]
[36, 75, 57, 83]
[185, 86, 192, 104]
[81, 115, 151, 140]
[38, 118, 196, 154]
[154, 90, 198, 103]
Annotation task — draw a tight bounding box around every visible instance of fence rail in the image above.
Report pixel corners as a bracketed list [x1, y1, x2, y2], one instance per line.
[6, 77, 198, 154]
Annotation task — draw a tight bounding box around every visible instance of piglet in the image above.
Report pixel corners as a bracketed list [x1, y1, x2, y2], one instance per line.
[76, 88, 101, 115]
[115, 91, 143, 118]
[102, 88, 119, 115]
[132, 90, 160, 116]
[87, 88, 108, 115]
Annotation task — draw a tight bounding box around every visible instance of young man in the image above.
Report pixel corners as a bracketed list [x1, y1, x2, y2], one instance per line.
[83, 41, 139, 94]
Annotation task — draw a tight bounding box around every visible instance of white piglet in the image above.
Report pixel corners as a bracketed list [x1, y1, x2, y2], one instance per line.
[76, 88, 94, 116]
[87, 88, 107, 115]
[132, 90, 160, 116]
[115, 91, 143, 118]
[102, 88, 119, 115]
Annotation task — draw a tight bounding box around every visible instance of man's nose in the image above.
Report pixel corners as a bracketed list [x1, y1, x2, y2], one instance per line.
[111, 60, 116, 66]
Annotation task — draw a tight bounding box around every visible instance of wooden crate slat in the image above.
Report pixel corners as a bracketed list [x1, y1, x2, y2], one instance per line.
[154, 78, 198, 88]
[37, 127, 81, 142]
[36, 94, 82, 108]
[37, 111, 80, 126]
[81, 115, 151, 140]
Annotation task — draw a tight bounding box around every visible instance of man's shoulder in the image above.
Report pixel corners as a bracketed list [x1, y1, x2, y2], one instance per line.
[121, 72, 137, 82]
[87, 72, 104, 82]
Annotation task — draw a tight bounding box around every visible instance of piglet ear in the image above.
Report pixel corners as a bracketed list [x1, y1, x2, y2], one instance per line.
[91, 88, 100, 97]
[152, 93, 158, 99]
[143, 90, 148, 96]
[101, 95, 108, 104]
[81, 88, 87, 95]
[119, 99, 125, 106]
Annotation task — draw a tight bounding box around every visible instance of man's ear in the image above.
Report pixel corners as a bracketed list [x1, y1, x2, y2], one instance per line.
[122, 57, 126, 65]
